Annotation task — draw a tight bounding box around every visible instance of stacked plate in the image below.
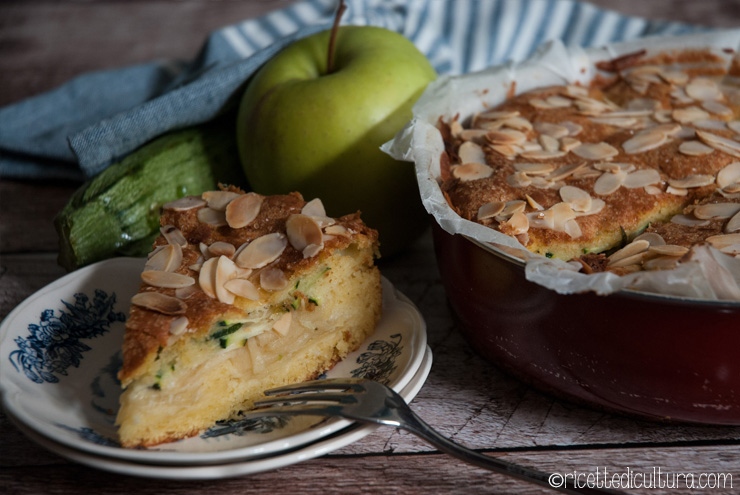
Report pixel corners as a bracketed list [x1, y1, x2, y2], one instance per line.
[0, 258, 432, 479]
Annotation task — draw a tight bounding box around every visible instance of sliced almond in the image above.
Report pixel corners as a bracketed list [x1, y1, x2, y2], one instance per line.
[499, 116, 533, 131]
[459, 129, 489, 141]
[534, 122, 569, 139]
[634, 232, 666, 246]
[223, 278, 260, 301]
[627, 97, 661, 111]
[623, 169, 661, 189]
[559, 185, 592, 212]
[706, 233, 740, 249]
[477, 201, 506, 220]
[547, 162, 585, 181]
[301, 198, 326, 218]
[486, 129, 527, 146]
[693, 203, 740, 220]
[500, 211, 529, 235]
[163, 196, 206, 211]
[507, 171, 532, 188]
[659, 69, 689, 86]
[141, 270, 195, 289]
[594, 160, 634, 174]
[202, 190, 240, 211]
[225, 192, 264, 229]
[649, 244, 689, 257]
[563, 218, 582, 239]
[286, 214, 323, 252]
[564, 85, 588, 98]
[561, 121, 583, 136]
[671, 214, 710, 227]
[643, 256, 680, 271]
[547, 95, 573, 108]
[145, 243, 182, 272]
[672, 106, 710, 124]
[678, 140, 714, 156]
[323, 224, 350, 237]
[539, 134, 560, 153]
[728, 121, 740, 135]
[550, 202, 577, 231]
[702, 100, 733, 117]
[235, 232, 288, 269]
[208, 241, 236, 258]
[169, 316, 189, 336]
[696, 130, 740, 158]
[590, 116, 638, 128]
[694, 119, 728, 131]
[725, 211, 740, 233]
[608, 239, 650, 265]
[452, 162, 494, 181]
[490, 143, 521, 158]
[622, 129, 667, 154]
[458, 141, 487, 164]
[525, 194, 545, 211]
[131, 292, 187, 315]
[667, 174, 715, 189]
[197, 207, 227, 227]
[519, 149, 567, 160]
[578, 198, 606, 216]
[215, 255, 238, 304]
[161, 225, 187, 247]
[476, 110, 521, 121]
[513, 162, 555, 175]
[667, 186, 689, 196]
[572, 142, 619, 160]
[497, 200, 526, 220]
[717, 162, 740, 189]
[198, 257, 218, 299]
[593, 171, 625, 196]
[559, 137, 582, 152]
[573, 96, 613, 115]
[302, 243, 324, 259]
[685, 77, 723, 101]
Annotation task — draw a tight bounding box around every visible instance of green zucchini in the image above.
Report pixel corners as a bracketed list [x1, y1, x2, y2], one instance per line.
[55, 115, 246, 271]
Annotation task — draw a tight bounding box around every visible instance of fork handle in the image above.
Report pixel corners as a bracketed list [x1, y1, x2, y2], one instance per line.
[396, 409, 622, 494]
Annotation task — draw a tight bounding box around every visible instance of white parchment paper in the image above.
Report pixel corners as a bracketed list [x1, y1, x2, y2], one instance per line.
[384, 30, 740, 302]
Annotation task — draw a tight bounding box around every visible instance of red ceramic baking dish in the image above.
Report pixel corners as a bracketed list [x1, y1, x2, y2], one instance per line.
[382, 31, 740, 424]
[431, 223, 740, 424]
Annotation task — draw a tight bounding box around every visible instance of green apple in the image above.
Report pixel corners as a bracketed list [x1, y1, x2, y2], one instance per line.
[236, 25, 436, 256]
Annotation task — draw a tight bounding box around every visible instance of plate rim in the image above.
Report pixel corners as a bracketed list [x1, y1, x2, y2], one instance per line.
[6, 346, 433, 479]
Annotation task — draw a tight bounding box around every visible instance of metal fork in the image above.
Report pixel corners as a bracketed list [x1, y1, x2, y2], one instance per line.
[246, 378, 622, 494]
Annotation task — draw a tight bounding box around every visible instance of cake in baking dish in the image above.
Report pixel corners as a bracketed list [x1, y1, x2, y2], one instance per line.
[438, 47, 740, 273]
[116, 187, 381, 448]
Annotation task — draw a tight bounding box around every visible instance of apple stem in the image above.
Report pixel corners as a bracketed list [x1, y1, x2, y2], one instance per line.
[327, 0, 347, 75]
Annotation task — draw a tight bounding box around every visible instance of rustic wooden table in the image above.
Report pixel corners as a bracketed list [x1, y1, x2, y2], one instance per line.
[3, 1, 740, 494]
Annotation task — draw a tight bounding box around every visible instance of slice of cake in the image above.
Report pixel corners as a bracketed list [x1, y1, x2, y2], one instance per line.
[116, 187, 382, 448]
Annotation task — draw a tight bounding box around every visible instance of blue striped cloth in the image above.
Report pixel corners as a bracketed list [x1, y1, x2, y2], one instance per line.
[0, 0, 703, 181]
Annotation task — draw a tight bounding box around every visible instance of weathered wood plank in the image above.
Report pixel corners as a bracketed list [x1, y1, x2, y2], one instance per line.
[1, 444, 739, 495]
[0, 0, 297, 106]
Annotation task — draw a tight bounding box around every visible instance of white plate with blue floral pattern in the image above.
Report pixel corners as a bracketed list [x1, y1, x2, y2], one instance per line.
[0, 257, 428, 465]
[7, 346, 432, 479]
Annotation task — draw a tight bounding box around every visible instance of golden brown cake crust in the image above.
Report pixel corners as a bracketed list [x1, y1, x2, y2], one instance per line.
[439, 47, 740, 271]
